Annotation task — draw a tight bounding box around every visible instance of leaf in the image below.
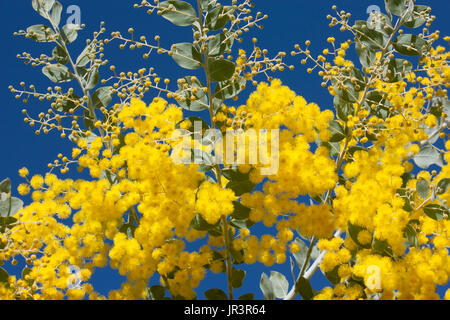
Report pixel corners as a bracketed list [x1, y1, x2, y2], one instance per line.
[385, 0, 412, 17]
[397, 188, 414, 212]
[324, 265, 340, 285]
[9, 198, 23, 216]
[437, 178, 450, 195]
[0, 267, 9, 283]
[190, 213, 218, 231]
[76, 44, 96, 67]
[42, 64, 74, 83]
[0, 179, 11, 194]
[27, 24, 55, 42]
[270, 271, 289, 299]
[191, 148, 214, 167]
[21, 267, 34, 286]
[367, 12, 394, 37]
[209, 32, 235, 57]
[0, 197, 23, 218]
[292, 238, 309, 269]
[430, 97, 450, 119]
[50, 1, 63, 26]
[214, 77, 245, 100]
[310, 245, 321, 261]
[366, 90, 391, 118]
[333, 80, 358, 103]
[347, 146, 367, 156]
[175, 76, 208, 111]
[52, 45, 69, 64]
[230, 247, 244, 264]
[416, 178, 429, 199]
[0, 200, 10, 218]
[208, 59, 235, 82]
[76, 66, 89, 86]
[147, 285, 166, 300]
[413, 144, 443, 169]
[354, 20, 385, 50]
[393, 34, 429, 56]
[231, 201, 250, 220]
[238, 293, 254, 300]
[383, 58, 412, 83]
[204, 288, 228, 300]
[321, 142, 341, 158]
[119, 223, 136, 239]
[158, 0, 197, 27]
[92, 87, 113, 108]
[226, 179, 255, 196]
[425, 127, 440, 145]
[404, 5, 429, 28]
[222, 166, 251, 181]
[259, 273, 275, 300]
[212, 97, 225, 114]
[53, 93, 80, 113]
[229, 217, 255, 229]
[200, 0, 217, 12]
[171, 43, 203, 70]
[231, 268, 245, 289]
[403, 222, 418, 248]
[86, 67, 99, 90]
[205, 6, 233, 31]
[296, 277, 313, 300]
[423, 204, 448, 221]
[328, 120, 346, 143]
[22, 267, 32, 278]
[32, 0, 55, 17]
[0, 217, 17, 230]
[356, 42, 377, 69]
[61, 24, 79, 43]
[334, 96, 355, 119]
[372, 238, 393, 257]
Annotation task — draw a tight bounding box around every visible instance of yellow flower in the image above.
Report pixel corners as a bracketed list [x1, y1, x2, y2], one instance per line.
[18, 167, 29, 178]
[17, 184, 30, 195]
[30, 175, 44, 190]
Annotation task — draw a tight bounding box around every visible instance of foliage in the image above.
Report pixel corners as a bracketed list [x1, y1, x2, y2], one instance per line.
[1, 0, 449, 300]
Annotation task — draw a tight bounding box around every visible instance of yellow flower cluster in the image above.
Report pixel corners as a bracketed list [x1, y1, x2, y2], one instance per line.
[196, 181, 237, 225]
[2, 64, 448, 300]
[2, 98, 217, 299]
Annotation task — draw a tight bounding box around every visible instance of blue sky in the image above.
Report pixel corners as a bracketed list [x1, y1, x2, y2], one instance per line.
[1, 0, 449, 300]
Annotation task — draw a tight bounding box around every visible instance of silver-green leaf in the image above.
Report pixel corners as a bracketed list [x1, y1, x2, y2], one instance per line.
[42, 64, 74, 83]
[158, 0, 197, 27]
[270, 271, 289, 299]
[32, 0, 56, 17]
[416, 178, 429, 199]
[171, 43, 203, 70]
[260, 273, 275, 300]
[413, 145, 443, 169]
[27, 24, 56, 42]
[50, 1, 63, 26]
[61, 24, 80, 43]
[92, 87, 113, 108]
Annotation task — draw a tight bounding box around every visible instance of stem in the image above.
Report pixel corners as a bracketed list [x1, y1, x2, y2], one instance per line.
[221, 216, 234, 300]
[284, 231, 342, 300]
[45, 12, 107, 142]
[303, 230, 343, 280]
[196, 0, 233, 300]
[129, 206, 139, 226]
[299, 237, 317, 277]
[419, 119, 449, 147]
